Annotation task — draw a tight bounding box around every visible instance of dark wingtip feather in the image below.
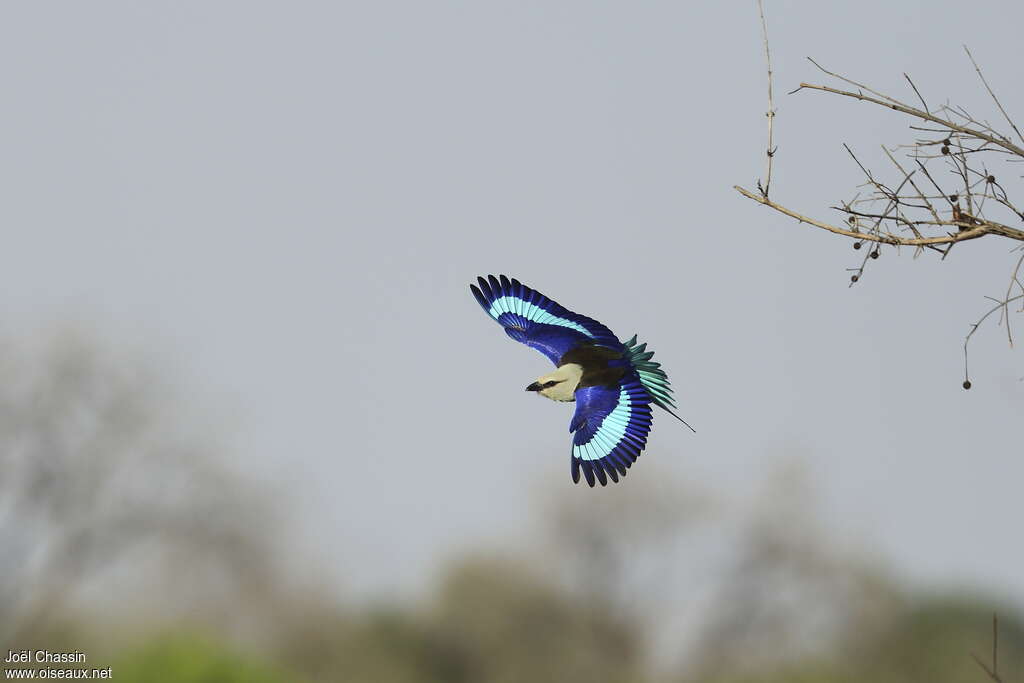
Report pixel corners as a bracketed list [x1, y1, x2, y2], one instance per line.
[470, 284, 489, 310]
[571, 457, 580, 484]
[581, 460, 596, 487]
[477, 276, 493, 299]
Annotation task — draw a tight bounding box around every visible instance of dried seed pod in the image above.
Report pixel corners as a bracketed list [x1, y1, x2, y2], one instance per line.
[850, 274, 859, 283]
[870, 249, 879, 259]
[962, 380, 972, 390]
[941, 145, 950, 155]
[987, 175, 996, 183]
[853, 241, 862, 250]
[948, 194, 958, 202]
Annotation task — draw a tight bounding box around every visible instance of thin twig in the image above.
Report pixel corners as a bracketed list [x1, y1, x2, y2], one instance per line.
[1001, 252, 1024, 347]
[883, 145, 937, 229]
[806, 57, 899, 106]
[904, 73, 929, 113]
[970, 613, 1003, 683]
[964, 45, 1024, 147]
[793, 81, 1024, 158]
[757, 0, 776, 198]
[965, 294, 1024, 386]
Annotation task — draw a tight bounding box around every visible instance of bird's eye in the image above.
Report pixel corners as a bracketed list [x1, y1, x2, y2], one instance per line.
[544, 380, 558, 388]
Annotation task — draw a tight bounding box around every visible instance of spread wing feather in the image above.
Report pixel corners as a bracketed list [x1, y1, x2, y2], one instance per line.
[470, 274, 622, 364]
[569, 378, 653, 487]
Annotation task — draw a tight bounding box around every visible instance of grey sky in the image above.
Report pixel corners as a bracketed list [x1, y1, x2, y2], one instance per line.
[2, 1, 1022, 605]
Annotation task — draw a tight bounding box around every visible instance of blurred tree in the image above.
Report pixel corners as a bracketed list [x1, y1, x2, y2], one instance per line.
[535, 475, 722, 669]
[687, 465, 900, 678]
[431, 557, 642, 683]
[674, 465, 1024, 683]
[0, 333, 284, 644]
[687, 600, 1024, 683]
[541, 478, 718, 610]
[298, 557, 645, 683]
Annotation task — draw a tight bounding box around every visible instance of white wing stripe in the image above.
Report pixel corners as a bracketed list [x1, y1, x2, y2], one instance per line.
[574, 388, 634, 461]
[488, 297, 592, 337]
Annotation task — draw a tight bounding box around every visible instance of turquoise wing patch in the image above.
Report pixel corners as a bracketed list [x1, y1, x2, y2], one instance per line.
[470, 275, 623, 365]
[484, 294, 592, 337]
[569, 379, 653, 487]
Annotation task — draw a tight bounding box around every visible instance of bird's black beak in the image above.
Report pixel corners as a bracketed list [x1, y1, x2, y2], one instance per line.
[526, 382, 542, 392]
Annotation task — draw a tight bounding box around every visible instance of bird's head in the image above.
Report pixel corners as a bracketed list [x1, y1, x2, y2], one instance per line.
[526, 363, 582, 402]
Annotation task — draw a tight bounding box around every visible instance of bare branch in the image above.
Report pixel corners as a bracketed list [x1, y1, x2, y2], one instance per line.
[806, 57, 899, 106]
[735, 185, 1020, 245]
[757, 0, 776, 199]
[738, 34, 1024, 385]
[792, 80, 1024, 158]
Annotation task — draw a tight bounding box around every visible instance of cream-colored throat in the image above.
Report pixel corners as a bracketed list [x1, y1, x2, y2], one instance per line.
[536, 363, 583, 402]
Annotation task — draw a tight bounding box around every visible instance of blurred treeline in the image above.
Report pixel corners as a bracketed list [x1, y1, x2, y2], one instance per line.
[1, 335, 1021, 682]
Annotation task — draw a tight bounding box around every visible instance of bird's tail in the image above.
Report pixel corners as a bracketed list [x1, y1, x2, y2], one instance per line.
[623, 335, 695, 433]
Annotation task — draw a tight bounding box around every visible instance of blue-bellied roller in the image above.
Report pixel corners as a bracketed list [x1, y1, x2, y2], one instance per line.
[470, 275, 693, 487]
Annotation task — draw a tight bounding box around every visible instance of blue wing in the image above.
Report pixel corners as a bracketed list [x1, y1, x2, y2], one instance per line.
[569, 377, 653, 487]
[470, 274, 622, 364]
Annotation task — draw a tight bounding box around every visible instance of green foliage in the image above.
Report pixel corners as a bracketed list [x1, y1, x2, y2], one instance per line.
[853, 599, 1024, 683]
[700, 599, 1024, 683]
[329, 610, 468, 683]
[114, 634, 297, 683]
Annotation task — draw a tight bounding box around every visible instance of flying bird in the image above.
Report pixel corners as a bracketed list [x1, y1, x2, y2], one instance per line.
[470, 274, 693, 487]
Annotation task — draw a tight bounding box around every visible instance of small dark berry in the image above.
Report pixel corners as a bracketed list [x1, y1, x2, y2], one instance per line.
[848, 215, 857, 224]
[987, 175, 996, 183]
[962, 380, 972, 390]
[949, 194, 958, 202]
[851, 274, 859, 283]
[870, 250, 879, 259]
[941, 145, 950, 155]
[943, 138, 951, 145]
[853, 241, 862, 250]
